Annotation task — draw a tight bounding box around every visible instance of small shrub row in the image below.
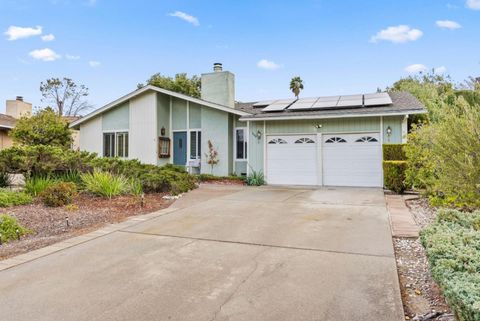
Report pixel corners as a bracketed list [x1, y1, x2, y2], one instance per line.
[420, 209, 480, 321]
[383, 161, 407, 194]
[197, 174, 245, 182]
[0, 190, 33, 207]
[0, 214, 30, 243]
[383, 144, 407, 161]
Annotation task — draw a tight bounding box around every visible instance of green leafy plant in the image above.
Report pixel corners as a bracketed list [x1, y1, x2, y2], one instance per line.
[383, 161, 407, 194]
[246, 169, 265, 186]
[383, 144, 407, 161]
[40, 182, 77, 207]
[421, 209, 480, 321]
[128, 179, 143, 196]
[0, 214, 30, 243]
[0, 190, 33, 207]
[81, 170, 128, 198]
[25, 176, 58, 196]
[0, 172, 10, 188]
[197, 174, 245, 182]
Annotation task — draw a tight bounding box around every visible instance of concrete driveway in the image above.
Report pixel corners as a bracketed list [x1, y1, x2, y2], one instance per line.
[0, 185, 403, 321]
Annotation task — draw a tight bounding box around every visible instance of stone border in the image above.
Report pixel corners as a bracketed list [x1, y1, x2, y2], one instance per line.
[0, 206, 180, 272]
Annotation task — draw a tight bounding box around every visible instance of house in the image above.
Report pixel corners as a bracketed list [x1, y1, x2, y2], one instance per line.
[0, 97, 32, 149]
[70, 63, 425, 187]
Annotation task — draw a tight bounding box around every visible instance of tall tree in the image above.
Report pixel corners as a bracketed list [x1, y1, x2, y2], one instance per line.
[139, 73, 201, 98]
[289, 76, 304, 99]
[40, 77, 92, 116]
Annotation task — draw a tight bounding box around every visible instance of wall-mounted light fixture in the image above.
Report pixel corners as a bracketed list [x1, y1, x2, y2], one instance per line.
[252, 130, 262, 140]
[161, 126, 166, 136]
[315, 124, 322, 129]
[386, 126, 392, 137]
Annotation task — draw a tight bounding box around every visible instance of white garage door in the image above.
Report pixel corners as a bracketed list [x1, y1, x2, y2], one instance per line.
[266, 135, 318, 185]
[322, 133, 382, 187]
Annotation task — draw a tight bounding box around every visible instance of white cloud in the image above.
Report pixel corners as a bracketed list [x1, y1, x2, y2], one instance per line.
[41, 33, 55, 41]
[88, 60, 100, 67]
[29, 48, 61, 61]
[168, 11, 199, 26]
[66, 54, 80, 60]
[405, 64, 427, 74]
[257, 59, 282, 70]
[4, 25, 42, 41]
[370, 25, 423, 43]
[436, 20, 462, 29]
[466, 0, 480, 10]
[434, 66, 447, 74]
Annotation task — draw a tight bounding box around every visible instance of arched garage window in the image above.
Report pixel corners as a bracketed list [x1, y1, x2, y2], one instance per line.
[325, 137, 346, 143]
[294, 138, 315, 144]
[355, 136, 378, 142]
[268, 138, 287, 144]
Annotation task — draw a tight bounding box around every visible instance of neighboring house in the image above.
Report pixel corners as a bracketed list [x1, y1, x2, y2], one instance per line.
[63, 116, 81, 150]
[70, 63, 426, 187]
[0, 96, 32, 149]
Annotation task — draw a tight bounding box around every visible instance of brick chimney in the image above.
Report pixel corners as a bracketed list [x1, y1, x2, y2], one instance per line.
[6, 96, 32, 119]
[201, 63, 235, 108]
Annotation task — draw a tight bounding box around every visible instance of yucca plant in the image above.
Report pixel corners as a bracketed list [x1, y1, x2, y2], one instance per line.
[246, 168, 265, 186]
[25, 176, 57, 196]
[81, 170, 128, 198]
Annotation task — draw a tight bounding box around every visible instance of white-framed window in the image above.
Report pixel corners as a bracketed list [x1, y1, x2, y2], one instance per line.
[103, 132, 128, 158]
[235, 128, 247, 160]
[190, 130, 201, 159]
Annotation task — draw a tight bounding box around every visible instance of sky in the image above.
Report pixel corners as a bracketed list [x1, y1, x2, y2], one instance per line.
[0, 0, 479, 113]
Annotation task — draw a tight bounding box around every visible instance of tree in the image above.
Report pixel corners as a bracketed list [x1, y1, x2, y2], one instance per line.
[10, 108, 73, 148]
[139, 73, 201, 98]
[40, 77, 92, 116]
[289, 76, 304, 99]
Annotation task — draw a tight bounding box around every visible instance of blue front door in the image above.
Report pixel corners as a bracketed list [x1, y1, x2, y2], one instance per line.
[173, 132, 187, 165]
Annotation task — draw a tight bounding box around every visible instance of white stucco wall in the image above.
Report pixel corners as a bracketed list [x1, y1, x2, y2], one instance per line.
[79, 116, 102, 155]
[129, 92, 157, 165]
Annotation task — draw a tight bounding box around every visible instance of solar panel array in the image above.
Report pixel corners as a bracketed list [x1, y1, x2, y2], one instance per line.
[259, 92, 393, 112]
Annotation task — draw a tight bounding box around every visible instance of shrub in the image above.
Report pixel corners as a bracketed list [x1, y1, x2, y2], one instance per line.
[139, 168, 197, 195]
[421, 209, 480, 321]
[0, 214, 30, 243]
[25, 176, 57, 196]
[383, 161, 407, 194]
[0, 190, 33, 207]
[54, 170, 82, 186]
[81, 170, 128, 198]
[246, 170, 265, 186]
[0, 172, 10, 188]
[128, 179, 143, 196]
[40, 182, 77, 207]
[197, 174, 245, 182]
[383, 144, 407, 161]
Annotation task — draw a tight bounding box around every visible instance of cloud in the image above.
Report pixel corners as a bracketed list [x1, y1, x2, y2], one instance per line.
[370, 25, 423, 43]
[434, 66, 447, 74]
[66, 54, 80, 60]
[466, 0, 480, 10]
[88, 60, 101, 67]
[257, 59, 282, 70]
[41, 33, 55, 41]
[405, 64, 427, 74]
[29, 48, 61, 61]
[4, 25, 42, 40]
[436, 20, 462, 29]
[168, 11, 199, 26]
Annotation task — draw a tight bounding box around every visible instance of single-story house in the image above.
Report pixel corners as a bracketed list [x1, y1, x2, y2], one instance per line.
[0, 96, 32, 149]
[70, 63, 426, 187]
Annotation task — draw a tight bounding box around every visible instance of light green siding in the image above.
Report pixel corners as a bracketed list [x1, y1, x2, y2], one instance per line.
[235, 116, 246, 128]
[102, 102, 129, 130]
[189, 103, 202, 129]
[382, 116, 403, 143]
[248, 121, 265, 174]
[156, 93, 170, 166]
[266, 117, 380, 134]
[235, 161, 247, 176]
[172, 98, 187, 130]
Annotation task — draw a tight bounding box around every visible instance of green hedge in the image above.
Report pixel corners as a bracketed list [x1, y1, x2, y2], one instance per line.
[383, 161, 407, 193]
[383, 144, 407, 161]
[421, 209, 480, 321]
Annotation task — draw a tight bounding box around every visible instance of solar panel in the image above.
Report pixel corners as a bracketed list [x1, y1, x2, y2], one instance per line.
[315, 95, 340, 102]
[311, 99, 339, 109]
[253, 100, 276, 107]
[288, 97, 318, 110]
[262, 102, 293, 112]
[364, 92, 392, 106]
[336, 97, 363, 107]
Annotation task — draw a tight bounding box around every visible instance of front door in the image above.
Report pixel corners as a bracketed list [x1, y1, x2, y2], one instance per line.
[173, 132, 187, 165]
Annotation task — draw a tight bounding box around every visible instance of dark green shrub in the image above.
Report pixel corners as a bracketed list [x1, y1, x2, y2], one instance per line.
[246, 170, 265, 186]
[25, 176, 57, 196]
[383, 144, 407, 161]
[0, 190, 33, 207]
[0, 214, 30, 243]
[197, 174, 245, 182]
[0, 172, 10, 188]
[139, 168, 197, 195]
[383, 161, 407, 193]
[421, 209, 480, 321]
[40, 182, 77, 207]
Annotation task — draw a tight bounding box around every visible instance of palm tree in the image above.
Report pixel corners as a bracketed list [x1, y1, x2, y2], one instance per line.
[290, 76, 304, 99]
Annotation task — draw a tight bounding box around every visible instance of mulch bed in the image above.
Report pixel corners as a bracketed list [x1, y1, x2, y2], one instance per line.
[0, 193, 174, 260]
[393, 197, 453, 321]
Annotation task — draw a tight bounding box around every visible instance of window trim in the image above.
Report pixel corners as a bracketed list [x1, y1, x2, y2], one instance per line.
[102, 130, 129, 158]
[235, 127, 248, 160]
[189, 129, 202, 160]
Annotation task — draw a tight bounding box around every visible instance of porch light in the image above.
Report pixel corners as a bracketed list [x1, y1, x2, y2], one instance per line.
[160, 126, 166, 136]
[252, 130, 262, 140]
[386, 126, 392, 137]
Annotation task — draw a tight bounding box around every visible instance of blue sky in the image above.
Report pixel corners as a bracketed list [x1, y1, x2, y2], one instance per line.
[0, 0, 479, 113]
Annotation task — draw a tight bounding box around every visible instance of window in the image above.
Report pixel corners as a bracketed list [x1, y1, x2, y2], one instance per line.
[235, 128, 247, 159]
[355, 136, 378, 143]
[325, 137, 346, 143]
[294, 137, 315, 144]
[103, 132, 128, 158]
[158, 137, 170, 158]
[268, 138, 287, 144]
[190, 130, 201, 159]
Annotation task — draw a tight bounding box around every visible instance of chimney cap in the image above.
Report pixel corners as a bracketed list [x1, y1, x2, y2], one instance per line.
[213, 63, 223, 72]
[16, 96, 23, 101]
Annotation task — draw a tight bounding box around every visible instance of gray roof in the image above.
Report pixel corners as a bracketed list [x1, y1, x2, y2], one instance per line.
[235, 91, 426, 120]
[0, 114, 16, 129]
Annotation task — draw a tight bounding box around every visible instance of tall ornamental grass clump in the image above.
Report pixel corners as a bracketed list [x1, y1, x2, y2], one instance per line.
[81, 170, 128, 198]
